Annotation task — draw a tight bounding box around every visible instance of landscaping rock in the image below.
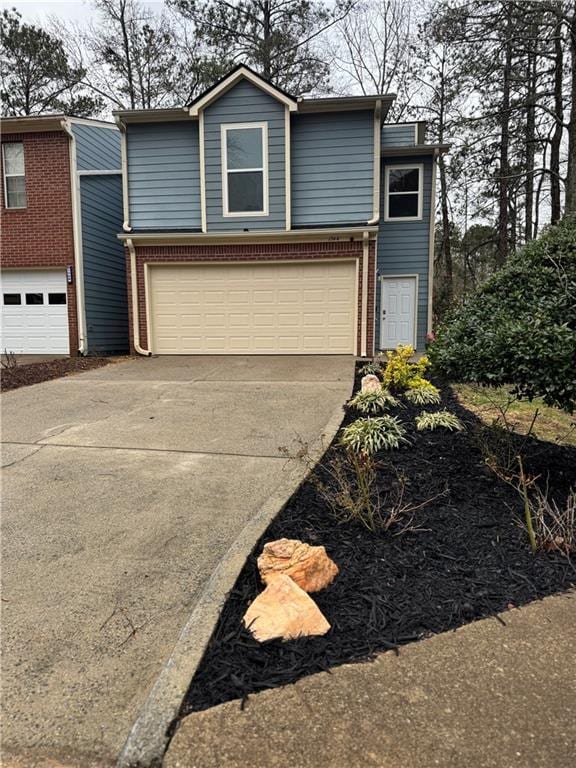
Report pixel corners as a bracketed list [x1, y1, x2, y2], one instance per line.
[258, 538, 339, 592]
[243, 575, 331, 642]
[361, 374, 381, 393]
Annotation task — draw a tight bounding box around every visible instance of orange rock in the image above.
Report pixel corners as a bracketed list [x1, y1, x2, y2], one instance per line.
[243, 575, 331, 642]
[361, 374, 381, 393]
[258, 538, 339, 592]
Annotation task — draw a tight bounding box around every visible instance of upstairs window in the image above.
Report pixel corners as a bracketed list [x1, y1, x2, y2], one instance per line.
[2, 142, 27, 209]
[384, 164, 423, 221]
[222, 123, 268, 216]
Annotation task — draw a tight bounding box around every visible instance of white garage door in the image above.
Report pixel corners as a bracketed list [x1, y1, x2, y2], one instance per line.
[1, 270, 69, 354]
[149, 261, 357, 354]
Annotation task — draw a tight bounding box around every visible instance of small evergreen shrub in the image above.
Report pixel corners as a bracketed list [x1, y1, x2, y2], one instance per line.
[382, 344, 430, 391]
[349, 388, 399, 414]
[415, 410, 464, 432]
[405, 384, 441, 406]
[341, 415, 408, 454]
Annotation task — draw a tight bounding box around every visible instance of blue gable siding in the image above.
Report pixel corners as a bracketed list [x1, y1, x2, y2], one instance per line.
[72, 123, 121, 170]
[203, 79, 285, 231]
[127, 122, 201, 230]
[80, 174, 129, 353]
[381, 123, 417, 148]
[376, 155, 433, 352]
[291, 111, 374, 226]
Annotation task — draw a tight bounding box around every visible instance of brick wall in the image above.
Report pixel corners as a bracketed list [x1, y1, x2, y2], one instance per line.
[1, 131, 78, 352]
[127, 240, 376, 356]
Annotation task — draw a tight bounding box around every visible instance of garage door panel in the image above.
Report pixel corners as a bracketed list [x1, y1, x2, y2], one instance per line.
[1, 270, 69, 354]
[149, 261, 356, 355]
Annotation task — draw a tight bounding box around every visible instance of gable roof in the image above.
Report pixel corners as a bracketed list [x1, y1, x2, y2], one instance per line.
[188, 64, 298, 116]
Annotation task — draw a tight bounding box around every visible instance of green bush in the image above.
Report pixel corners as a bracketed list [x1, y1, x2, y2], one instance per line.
[405, 384, 441, 405]
[340, 415, 408, 455]
[348, 388, 398, 414]
[428, 217, 576, 412]
[415, 410, 463, 432]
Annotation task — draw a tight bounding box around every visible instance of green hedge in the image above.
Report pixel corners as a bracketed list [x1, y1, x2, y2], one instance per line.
[428, 216, 576, 412]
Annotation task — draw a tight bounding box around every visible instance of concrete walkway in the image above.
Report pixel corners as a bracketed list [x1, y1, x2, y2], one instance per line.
[167, 591, 576, 768]
[1, 355, 354, 767]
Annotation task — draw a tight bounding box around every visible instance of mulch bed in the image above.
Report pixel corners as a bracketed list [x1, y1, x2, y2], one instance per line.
[0, 357, 112, 392]
[181, 370, 576, 716]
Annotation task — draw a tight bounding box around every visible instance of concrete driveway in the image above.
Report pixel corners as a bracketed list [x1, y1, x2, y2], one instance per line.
[1, 355, 354, 767]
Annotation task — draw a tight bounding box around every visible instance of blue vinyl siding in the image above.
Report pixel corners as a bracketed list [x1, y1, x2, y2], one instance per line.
[204, 79, 285, 230]
[376, 155, 433, 352]
[291, 111, 374, 226]
[381, 123, 417, 148]
[72, 123, 121, 170]
[127, 122, 201, 230]
[80, 175, 129, 353]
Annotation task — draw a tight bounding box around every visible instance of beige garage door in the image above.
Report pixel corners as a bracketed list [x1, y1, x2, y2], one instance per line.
[148, 260, 357, 354]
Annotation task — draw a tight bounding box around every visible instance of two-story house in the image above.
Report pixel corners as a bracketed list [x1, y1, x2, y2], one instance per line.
[114, 66, 447, 357]
[1, 115, 128, 356]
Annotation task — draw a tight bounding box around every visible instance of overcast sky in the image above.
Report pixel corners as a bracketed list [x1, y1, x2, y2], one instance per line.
[4, 0, 165, 25]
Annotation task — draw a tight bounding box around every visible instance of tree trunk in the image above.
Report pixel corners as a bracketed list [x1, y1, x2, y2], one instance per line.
[262, 0, 272, 80]
[119, 0, 136, 109]
[550, 7, 563, 223]
[497, 4, 513, 264]
[565, 6, 576, 215]
[524, 39, 536, 239]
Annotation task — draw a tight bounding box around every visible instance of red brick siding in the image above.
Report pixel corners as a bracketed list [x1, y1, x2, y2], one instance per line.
[1, 131, 78, 353]
[126, 240, 376, 356]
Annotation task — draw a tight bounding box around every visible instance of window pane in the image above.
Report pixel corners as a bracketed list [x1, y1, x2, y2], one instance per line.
[227, 128, 263, 170]
[48, 293, 67, 305]
[3, 143, 25, 175]
[3, 293, 21, 305]
[6, 176, 27, 208]
[228, 171, 264, 212]
[388, 168, 419, 193]
[388, 193, 419, 218]
[25, 293, 44, 305]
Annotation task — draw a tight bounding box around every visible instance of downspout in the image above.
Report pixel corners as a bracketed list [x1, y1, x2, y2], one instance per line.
[367, 99, 382, 225]
[427, 149, 439, 335]
[361, 231, 369, 357]
[113, 116, 132, 232]
[61, 118, 88, 355]
[126, 238, 151, 356]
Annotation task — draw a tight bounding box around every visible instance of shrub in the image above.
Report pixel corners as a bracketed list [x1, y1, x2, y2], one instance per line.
[349, 388, 398, 414]
[428, 217, 576, 412]
[359, 360, 382, 376]
[415, 410, 463, 432]
[341, 415, 408, 454]
[530, 487, 575, 556]
[405, 384, 441, 405]
[382, 344, 430, 391]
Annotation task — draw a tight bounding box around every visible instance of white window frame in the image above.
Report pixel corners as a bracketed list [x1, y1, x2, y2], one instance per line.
[221, 122, 269, 217]
[384, 163, 423, 222]
[2, 142, 27, 209]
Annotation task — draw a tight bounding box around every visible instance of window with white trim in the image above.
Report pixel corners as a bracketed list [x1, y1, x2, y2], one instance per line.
[385, 165, 422, 221]
[2, 142, 27, 209]
[222, 123, 268, 216]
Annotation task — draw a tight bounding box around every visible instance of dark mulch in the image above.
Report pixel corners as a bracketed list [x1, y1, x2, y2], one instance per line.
[0, 357, 113, 392]
[181, 372, 576, 716]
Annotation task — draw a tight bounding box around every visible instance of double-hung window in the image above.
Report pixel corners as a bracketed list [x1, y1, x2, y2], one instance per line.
[2, 142, 27, 209]
[222, 123, 268, 216]
[384, 164, 423, 221]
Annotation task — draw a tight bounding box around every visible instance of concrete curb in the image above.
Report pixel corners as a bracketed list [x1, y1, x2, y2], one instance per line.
[116, 400, 347, 768]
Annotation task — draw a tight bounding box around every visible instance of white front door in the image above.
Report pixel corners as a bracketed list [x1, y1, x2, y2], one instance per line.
[380, 276, 417, 349]
[1, 270, 69, 354]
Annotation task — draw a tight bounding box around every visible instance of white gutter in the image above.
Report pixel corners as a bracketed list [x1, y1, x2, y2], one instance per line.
[368, 99, 382, 225]
[114, 116, 132, 232]
[61, 118, 88, 355]
[126, 238, 151, 356]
